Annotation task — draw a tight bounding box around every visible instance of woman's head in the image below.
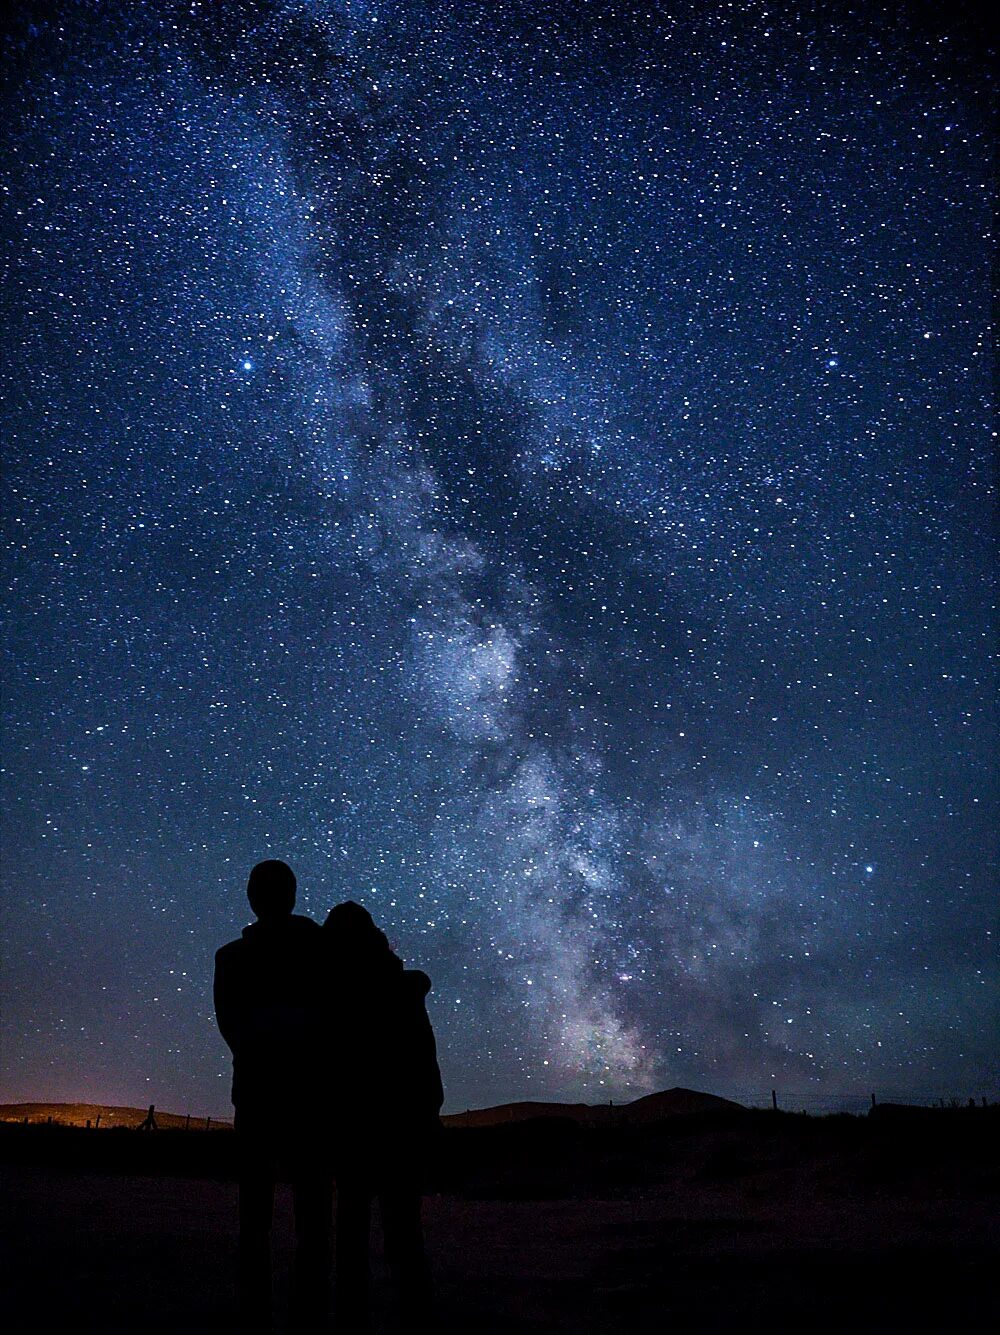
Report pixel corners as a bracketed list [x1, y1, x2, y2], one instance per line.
[323, 899, 393, 963]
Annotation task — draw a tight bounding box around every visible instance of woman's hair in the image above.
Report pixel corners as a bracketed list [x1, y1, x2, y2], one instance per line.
[323, 900, 395, 964]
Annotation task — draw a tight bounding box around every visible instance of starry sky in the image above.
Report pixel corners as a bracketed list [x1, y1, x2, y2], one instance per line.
[1, 1, 995, 1117]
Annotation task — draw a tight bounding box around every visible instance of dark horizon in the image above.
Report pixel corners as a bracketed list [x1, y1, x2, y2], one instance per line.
[4, 1083, 998, 1127]
[1, 2, 996, 1122]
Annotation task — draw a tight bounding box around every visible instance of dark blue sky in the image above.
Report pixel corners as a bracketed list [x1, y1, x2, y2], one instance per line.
[1, 1, 995, 1116]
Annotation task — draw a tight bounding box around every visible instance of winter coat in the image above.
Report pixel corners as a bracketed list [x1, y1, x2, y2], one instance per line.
[322, 946, 444, 1180]
[213, 913, 325, 1112]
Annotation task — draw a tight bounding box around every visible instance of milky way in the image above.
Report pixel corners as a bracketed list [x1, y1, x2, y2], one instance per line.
[1, 2, 995, 1115]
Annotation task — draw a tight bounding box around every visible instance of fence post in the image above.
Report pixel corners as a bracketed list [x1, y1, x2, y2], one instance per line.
[771, 1089, 778, 1111]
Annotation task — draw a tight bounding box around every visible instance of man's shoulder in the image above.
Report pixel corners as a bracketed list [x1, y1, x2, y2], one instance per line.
[286, 915, 324, 957]
[288, 914, 323, 934]
[216, 916, 321, 957]
[215, 937, 245, 966]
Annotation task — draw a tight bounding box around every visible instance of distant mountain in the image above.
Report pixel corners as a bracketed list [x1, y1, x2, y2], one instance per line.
[0, 1103, 231, 1130]
[442, 1101, 602, 1128]
[442, 1087, 745, 1128]
[622, 1087, 746, 1121]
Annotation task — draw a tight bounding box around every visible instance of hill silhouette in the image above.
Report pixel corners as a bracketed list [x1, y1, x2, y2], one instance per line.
[442, 1086, 744, 1128]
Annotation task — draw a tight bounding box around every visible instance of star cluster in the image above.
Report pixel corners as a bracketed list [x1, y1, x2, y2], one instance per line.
[1, 2, 995, 1115]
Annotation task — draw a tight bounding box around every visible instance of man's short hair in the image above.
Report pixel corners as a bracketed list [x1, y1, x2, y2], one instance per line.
[246, 859, 296, 919]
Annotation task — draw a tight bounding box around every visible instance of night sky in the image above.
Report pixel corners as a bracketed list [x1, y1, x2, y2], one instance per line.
[1, 2, 995, 1118]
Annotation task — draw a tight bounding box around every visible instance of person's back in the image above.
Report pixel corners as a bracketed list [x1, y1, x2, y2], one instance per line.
[321, 901, 442, 1331]
[214, 860, 330, 1334]
[215, 909, 324, 1113]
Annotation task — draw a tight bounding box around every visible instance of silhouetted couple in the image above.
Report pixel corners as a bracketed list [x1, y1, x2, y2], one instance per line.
[214, 859, 443, 1334]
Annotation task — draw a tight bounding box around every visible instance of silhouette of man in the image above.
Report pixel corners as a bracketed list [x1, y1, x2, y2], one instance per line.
[322, 901, 443, 1335]
[214, 860, 330, 1334]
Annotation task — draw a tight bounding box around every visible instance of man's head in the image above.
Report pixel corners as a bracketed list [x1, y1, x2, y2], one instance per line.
[246, 859, 296, 921]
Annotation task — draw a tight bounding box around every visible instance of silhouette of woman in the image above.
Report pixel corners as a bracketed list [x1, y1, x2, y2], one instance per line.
[321, 901, 443, 1334]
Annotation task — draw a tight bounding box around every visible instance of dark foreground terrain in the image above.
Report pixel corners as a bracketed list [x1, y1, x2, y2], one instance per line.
[1, 1108, 997, 1333]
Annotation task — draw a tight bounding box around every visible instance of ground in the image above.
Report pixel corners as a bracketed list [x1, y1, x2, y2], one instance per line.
[1, 1112, 996, 1333]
